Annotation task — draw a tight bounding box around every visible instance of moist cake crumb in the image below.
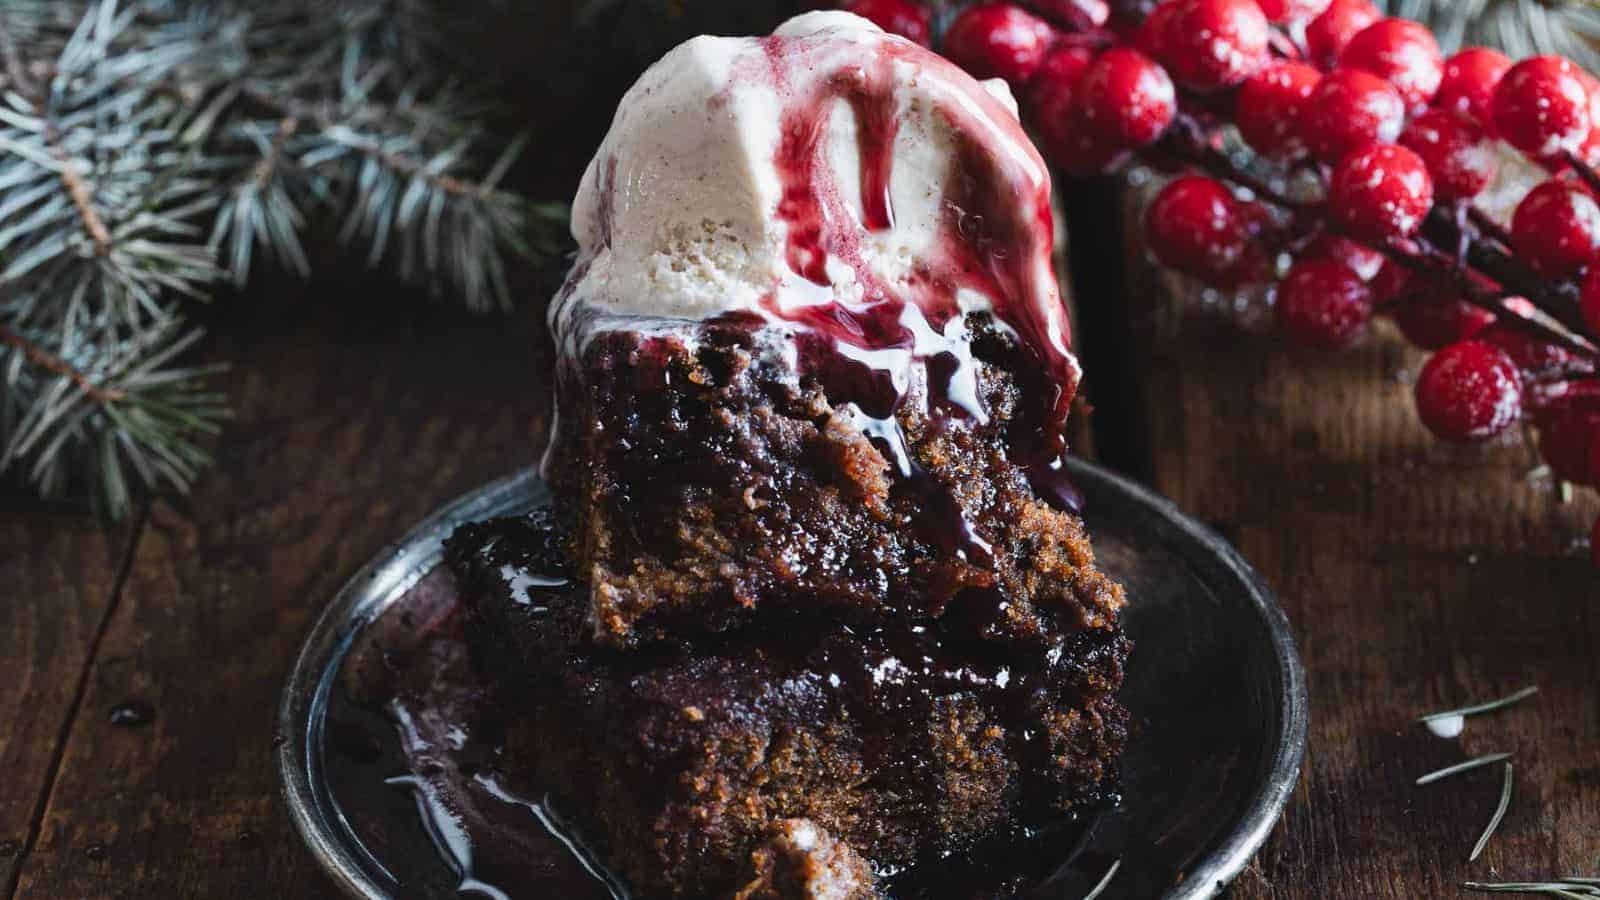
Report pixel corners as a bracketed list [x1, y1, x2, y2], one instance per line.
[445, 508, 1128, 899]
[732, 819, 878, 900]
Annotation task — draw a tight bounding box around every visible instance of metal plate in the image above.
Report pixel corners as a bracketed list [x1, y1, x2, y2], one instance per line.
[278, 459, 1308, 899]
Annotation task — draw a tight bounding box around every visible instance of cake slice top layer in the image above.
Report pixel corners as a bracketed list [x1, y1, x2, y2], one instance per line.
[553, 11, 1079, 454]
[540, 13, 1124, 647]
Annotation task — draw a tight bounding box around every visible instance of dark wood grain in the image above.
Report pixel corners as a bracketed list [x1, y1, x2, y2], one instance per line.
[0, 514, 136, 896]
[1112, 228, 1600, 897]
[4, 275, 547, 899]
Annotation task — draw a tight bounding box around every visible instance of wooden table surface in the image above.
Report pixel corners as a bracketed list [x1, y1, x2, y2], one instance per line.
[3, 11, 1600, 895]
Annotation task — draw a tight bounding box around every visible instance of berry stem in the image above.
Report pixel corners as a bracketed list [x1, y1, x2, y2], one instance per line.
[1166, 115, 1308, 211]
[1266, 29, 1301, 62]
[1377, 238, 1600, 360]
[1466, 205, 1514, 252]
[1563, 150, 1600, 199]
[1417, 206, 1595, 339]
[1053, 28, 1119, 50]
[1194, 145, 1302, 209]
[1526, 367, 1600, 386]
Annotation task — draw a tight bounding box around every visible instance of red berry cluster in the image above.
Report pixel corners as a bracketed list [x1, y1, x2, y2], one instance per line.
[839, 0, 1600, 557]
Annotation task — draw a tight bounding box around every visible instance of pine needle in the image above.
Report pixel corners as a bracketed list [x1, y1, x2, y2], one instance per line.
[1417, 752, 1515, 786]
[1419, 687, 1540, 723]
[1465, 881, 1600, 898]
[1081, 858, 1122, 900]
[1469, 763, 1515, 863]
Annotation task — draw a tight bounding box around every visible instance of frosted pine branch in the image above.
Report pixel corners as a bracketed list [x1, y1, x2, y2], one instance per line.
[1379, 0, 1600, 72]
[0, 315, 226, 517]
[0, 0, 569, 515]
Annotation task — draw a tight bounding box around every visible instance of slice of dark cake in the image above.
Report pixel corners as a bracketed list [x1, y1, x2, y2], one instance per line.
[545, 317, 1126, 650]
[541, 12, 1125, 654]
[438, 11, 1135, 899]
[445, 512, 1128, 900]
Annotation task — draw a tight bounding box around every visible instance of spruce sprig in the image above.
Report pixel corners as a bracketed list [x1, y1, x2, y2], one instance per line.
[0, 0, 568, 516]
[1379, 0, 1600, 71]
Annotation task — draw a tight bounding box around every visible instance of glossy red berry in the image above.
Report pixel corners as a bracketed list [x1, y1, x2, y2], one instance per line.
[1570, 69, 1600, 169]
[1024, 0, 1109, 29]
[1415, 340, 1523, 442]
[1527, 378, 1600, 428]
[1575, 128, 1600, 170]
[1156, 0, 1270, 93]
[1492, 55, 1592, 157]
[1304, 234, 1384, 280]
[1134, 1, 1180, 59]
[1338, 18, 1443, 112]
[1369, 258, 1411, 301]
[1581, 267, 1600, 338]
[1030, 47, 1123, 175]
[842, 0, 933, 45]
[1235, 61, 1321, 159]
[1145, 175, 1252, 282]
[1076, 48, 1176, 148]
[1027, 44, 1094, 114]
[1217, 240, 1276, 288]
[1041, 105, 1129, 175]
[1433, 47, 1511, 127]
[1277, 257, 1374, 350]
[1480, 321, 1583, 384]
[944, 3, 1059, 85]
[1510, 179, 1600, 276]
[1329, 143, 1434, 242]
[1300, 68, 1406, 164]
[1391, 294, 1496, 350]
[1255, 0, 1330, 23]
[1399, 109, 1496, 201]
[1539, 403, 1600, 484]
[1305, 0, 1380, 70]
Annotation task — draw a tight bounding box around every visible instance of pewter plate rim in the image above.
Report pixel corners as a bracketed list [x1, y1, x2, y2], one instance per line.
[276, 461, 1309, 900]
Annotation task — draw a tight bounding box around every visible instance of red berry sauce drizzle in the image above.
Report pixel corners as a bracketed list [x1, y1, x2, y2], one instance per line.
[730, 31, 1081, 559]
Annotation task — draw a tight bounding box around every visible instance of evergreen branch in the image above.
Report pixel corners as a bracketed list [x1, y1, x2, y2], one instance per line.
[206, 112, 312, 283]
[0, 321, 125, 403]
[0, 0, 572, 514]
[0, 16, 41, 100]
[0, 311, 226, 517]
[219, 80, 550, 310]
[235, 87, 487, 198]
[51, 138, 113, 255]
[0, 0, 231, 515]
[1380, 0, 1600, 72]
[172, 0, 569, 309]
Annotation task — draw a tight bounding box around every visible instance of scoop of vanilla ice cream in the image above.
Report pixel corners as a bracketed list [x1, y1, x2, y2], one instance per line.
[566, 29, 782, 320]
[561, 11, 1039, 329]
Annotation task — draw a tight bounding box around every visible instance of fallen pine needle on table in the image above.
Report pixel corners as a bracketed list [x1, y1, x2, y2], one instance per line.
[1464, 879, 1600, 897]
[1418, 687, 1541, 724]
[1469, 763, 1515, 862]
[1416, 752, 1515, 786]
[1081, 858, 1122, 900]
